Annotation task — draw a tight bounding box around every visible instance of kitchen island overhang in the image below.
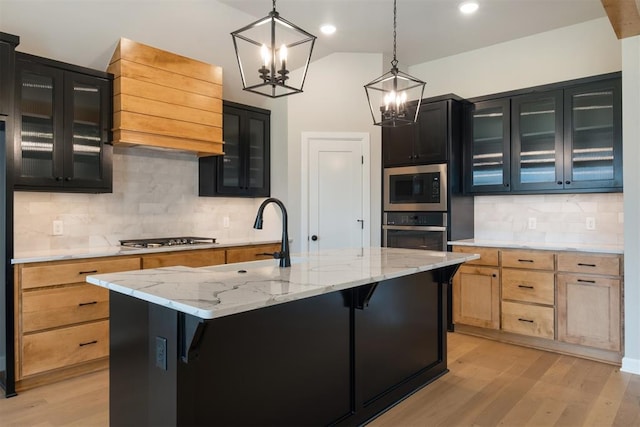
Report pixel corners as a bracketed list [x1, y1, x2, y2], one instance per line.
[87, 247, 478, 426]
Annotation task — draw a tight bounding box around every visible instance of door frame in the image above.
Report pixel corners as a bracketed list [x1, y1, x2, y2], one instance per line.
[301, 132, 371, 252]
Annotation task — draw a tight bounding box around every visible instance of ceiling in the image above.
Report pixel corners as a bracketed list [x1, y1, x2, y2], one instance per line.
[218, 0, 607, 67]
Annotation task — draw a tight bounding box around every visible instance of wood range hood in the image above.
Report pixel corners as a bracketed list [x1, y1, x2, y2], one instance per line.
[108, 38, 224, 157]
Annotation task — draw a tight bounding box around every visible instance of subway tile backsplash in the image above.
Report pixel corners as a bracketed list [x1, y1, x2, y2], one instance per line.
[13, 147, 280, 254]
[474, 193, 624, 245]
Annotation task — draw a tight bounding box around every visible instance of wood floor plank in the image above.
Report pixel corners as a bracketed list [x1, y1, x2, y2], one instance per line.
[2, 333, 639, 427]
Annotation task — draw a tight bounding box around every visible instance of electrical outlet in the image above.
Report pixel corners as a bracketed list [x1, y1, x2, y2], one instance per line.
[527, 217, 537, 230]
[586, 217, 596, 230]
[52, 220, 64, 236]
[223, 216, 230, 228]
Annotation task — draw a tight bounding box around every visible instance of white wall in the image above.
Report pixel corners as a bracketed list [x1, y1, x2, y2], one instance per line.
[409, 17, 621, 99]
[287, 52, 384, 252]
[622, 36, 640, 374]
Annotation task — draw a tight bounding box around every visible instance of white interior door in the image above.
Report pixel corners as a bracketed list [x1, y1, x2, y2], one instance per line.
[302, 132, 370, 252]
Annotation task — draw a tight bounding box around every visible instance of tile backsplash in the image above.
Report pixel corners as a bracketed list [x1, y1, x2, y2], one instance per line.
[474, 193, 624, 245]
[13, 147, 280, 254]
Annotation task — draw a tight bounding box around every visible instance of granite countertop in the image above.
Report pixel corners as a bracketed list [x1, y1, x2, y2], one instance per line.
[86, 247, 479, 320]
[11, 239, 282, 264]
[448, 239, 624, 255]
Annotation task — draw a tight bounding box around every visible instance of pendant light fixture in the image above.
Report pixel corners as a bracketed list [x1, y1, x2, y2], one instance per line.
[231, 0, 317, 98]
[364, 0, 426, 127]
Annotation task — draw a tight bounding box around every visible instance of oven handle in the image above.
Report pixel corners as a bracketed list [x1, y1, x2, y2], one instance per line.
[382, 225, 447, 232]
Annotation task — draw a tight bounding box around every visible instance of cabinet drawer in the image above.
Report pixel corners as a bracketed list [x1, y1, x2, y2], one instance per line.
[501, 250, 555, 270]
[502, 269, 555, 305]
[22, 320, 109, 377]
[557, 253, 621, 276]
[142, 249, 225, 269]
[21, 257, 140, 290]
[501, 301, 554, 339]
[22, 284, 109, 333]
[226, 244, 282, 264]
[453, 246, 499, 266]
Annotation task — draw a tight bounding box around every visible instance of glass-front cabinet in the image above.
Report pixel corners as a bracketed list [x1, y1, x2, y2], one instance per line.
[511, 91, 563, 192]
[563, 79, 622, 190]
[465, 99, 511, 193]
[14, 53, 112, 193]
[199, 101, 270, 197]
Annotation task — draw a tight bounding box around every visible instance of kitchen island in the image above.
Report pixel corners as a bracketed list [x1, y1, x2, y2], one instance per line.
[87, 247, 478, 426]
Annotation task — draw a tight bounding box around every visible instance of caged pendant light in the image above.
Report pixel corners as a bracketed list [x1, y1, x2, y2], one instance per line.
[364, 0, 426, 127]
[231, 0, 317, 98]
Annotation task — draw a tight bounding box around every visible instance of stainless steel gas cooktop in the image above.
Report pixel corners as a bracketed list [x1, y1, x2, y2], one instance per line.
[119, 237, 217, 249]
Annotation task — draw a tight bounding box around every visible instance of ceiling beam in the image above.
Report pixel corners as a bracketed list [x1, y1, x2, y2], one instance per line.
[601, 0, 640, 39]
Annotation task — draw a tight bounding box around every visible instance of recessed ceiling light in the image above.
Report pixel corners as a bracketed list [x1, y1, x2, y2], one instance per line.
[459, 1, 479, 14]
[320, 24, 336, 35]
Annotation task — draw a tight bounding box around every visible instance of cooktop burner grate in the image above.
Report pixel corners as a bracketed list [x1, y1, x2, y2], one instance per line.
[119, 237, 217, 249]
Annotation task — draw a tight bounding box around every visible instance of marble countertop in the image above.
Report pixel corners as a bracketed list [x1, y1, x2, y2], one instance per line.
[448, 239, 624, 254]
[11, 239, 282, 264]
[86, 247, 479, 320]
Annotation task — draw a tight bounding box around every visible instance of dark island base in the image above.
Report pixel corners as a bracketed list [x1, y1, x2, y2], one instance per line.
[109, 266, 459, 426]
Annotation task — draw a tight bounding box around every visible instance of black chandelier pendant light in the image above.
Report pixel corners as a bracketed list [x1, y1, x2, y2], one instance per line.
[364, 0, 426, 127]
[231, 0, 317, 98]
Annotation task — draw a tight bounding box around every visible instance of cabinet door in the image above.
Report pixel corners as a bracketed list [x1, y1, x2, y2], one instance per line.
[15, 58, 65, 188]
[244, 109, 270, 197]
[215, 104, 243, 195]
[382, 106, 418, 167]
[511, 91, 563, 192]
[563, 79, 622, 191]
[452, 265, 500, 329]
[414, 100, 448, 164]
[557, 273, 621, 351]
[464, 99, 511, 193]
[62, 71, 112, 191]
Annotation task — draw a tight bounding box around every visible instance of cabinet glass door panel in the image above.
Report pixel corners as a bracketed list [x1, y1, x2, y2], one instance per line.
[221, 111, 241, 189]
[248, 116, 265, 190]
[511, 91, 563, 191]
[70, 80, 102, 180]
[466, 99, 510, 192]
[568, 89, 615, 182]
[20, 72, 56, 178]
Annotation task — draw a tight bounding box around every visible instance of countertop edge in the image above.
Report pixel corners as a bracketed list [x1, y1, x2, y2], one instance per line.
[449, 239, 624, 255]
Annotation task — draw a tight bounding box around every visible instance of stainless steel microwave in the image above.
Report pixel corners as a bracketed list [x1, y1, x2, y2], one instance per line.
[383, 164, 447, 211]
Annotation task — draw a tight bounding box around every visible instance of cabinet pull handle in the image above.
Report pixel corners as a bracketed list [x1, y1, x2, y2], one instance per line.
[577, 263, 596, 267]
[79, 340, 98, 347]
[577, 279, 596, 284]
[79, 270, 98, 275]
[518, 318, 534, 323]
[517, 259, 534, 263]
[518, 285, 534, 289]
[78, 301, 98, 307]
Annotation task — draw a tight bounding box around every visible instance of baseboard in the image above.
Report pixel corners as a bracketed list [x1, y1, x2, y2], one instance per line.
[621, 356, 640, 375]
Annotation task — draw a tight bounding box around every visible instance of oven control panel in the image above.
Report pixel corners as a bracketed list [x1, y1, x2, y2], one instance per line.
[384, 212, 447, 227]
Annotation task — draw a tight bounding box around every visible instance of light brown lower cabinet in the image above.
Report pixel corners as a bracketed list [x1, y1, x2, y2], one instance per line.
[452, 245, 623, 364]
[557, 274, 621, 351]
[14, 241, 283, 391]
[452, 265, 500, 329]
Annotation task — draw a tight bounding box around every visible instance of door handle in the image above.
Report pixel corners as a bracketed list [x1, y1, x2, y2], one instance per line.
[357, 219, 364, 229]
[311, 235, 318, 241]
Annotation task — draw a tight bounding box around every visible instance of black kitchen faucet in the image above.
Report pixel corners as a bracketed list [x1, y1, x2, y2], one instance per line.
[253, 198, 291, 268]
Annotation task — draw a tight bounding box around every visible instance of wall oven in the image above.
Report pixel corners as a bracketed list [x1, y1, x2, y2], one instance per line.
[382, 212, 447, 251]
[383, 164, 447, 212]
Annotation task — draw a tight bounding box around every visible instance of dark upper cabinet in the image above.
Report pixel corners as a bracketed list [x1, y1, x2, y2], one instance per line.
[464, 74, 622, 195]
[0, 33, 19, 116]
[464, 98, 511, 193]
[383, 99, 451, 167]
[563, 79, 622, 191]
[511, 90, 564, 192]
[199, 101, 270, 198]
[14, 53, 113, 193]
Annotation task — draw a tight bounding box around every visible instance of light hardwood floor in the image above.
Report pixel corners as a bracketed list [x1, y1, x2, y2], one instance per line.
[1, 332, 639, 426]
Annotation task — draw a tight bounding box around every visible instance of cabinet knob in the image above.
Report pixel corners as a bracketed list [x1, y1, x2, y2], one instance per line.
[55, 176, 63, 181]
[408, 155, 413, 159]
[65, 177, 72, 182]
[565, 180, 571, 185]
[504, 183, 509, 187]
[557, 181, 563, 185]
